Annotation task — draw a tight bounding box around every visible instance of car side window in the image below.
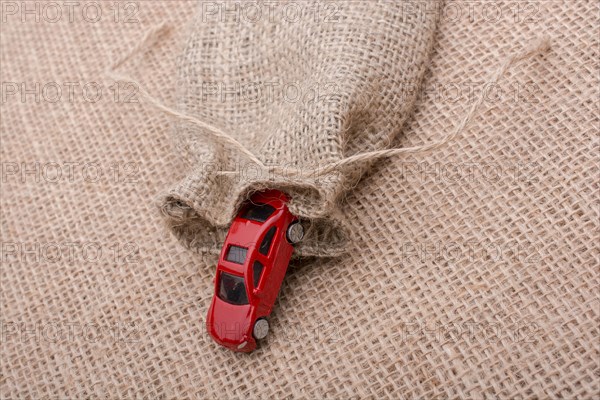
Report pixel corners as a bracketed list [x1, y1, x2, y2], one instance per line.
[253, 261, 264, 288]
[259, 226, 277, 256]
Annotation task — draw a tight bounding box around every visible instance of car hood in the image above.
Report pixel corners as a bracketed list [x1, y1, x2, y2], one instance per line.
[206, 296, 254, 346]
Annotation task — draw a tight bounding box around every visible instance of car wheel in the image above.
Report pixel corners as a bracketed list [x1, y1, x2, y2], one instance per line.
[286, 221, 304, 244]
[253, 318, 269, 340]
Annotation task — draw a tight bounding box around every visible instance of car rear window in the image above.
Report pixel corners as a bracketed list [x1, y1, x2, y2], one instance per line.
[218, 272, 248, 305]
[225, 245, 247, 264]
[241, 203, 275, 223]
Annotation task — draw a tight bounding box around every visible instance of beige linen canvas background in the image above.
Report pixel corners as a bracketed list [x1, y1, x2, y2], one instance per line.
[1, 0, 599, 398]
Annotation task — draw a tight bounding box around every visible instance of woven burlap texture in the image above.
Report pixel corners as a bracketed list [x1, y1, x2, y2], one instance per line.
[158, 1, 439, 257]
[1, 0, 598, 398]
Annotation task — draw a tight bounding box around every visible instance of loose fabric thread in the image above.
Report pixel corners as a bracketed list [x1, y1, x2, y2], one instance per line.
[108, 24, 550, 178]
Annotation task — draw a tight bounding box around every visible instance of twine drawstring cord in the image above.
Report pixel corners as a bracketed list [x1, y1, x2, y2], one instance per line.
[107, 23, 550, 179]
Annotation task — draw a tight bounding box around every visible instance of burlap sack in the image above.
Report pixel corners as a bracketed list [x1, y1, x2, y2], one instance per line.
[1, 0, 598, 398]
[158, 1, 439, 257]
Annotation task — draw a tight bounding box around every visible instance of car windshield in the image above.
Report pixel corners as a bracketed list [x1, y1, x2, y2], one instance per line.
[218, 272, 249, 305]
[241, 203, 275, 223]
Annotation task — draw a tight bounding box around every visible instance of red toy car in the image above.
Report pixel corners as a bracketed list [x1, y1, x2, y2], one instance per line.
[206, 189, 304, 352]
